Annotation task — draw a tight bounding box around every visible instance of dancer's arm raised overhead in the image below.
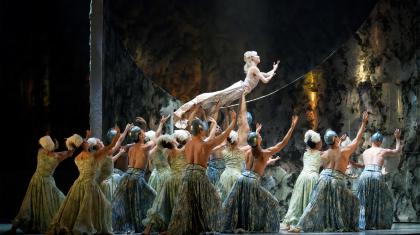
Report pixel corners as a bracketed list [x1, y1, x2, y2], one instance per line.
[341, 111, 369, 157]
[261, 60, 280, 78]
[265, 115, 299, 156]
[95, 127, 121, 159]
[382, 129, 403, 156]
[238, 92, 250, 147]
[112, 147, 126, 162]
[205, 110, 237, 150]
[206, 101, 222, 140]
[111, 123, 134, 154]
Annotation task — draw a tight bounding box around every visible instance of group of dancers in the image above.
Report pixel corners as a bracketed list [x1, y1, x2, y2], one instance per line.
[11, 51, 402, 234]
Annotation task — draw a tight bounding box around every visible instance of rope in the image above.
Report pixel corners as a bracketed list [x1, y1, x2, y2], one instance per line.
[221, 48, 337, 108]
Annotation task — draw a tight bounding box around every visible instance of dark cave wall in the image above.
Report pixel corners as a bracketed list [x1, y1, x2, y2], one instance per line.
[108, 0, 378, 102]
[104, 0, 419, 221]
[0, 0, 90, 221]
[103, 0, 180, 135]
[295, 0, 419, 221]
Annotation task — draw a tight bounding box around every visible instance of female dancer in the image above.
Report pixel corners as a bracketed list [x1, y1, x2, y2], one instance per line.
[147, 135, 172, 193]
[291, 112, 369, 232]
[216, 131, 247, 201]
[89, 123, 134, 201]
[12, 136, 74, 233]
[174, 51, 279, 128]
[223, 116, 298, 233]
[282, 130, 323, 231]
[142, 130, 190, 233]
[50, 129, 120, 234]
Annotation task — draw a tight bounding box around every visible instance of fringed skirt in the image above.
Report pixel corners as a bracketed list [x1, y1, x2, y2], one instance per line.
[100, 172, 123, 202]
[13, 173, 65, 233]
[168, 164, 222, 235]
[50, 176, 112, 234]
[112, 168, 156, 233]
[223, 170, 281, 233]
[148, 167, 171, 194]
[357, 164, 393, 230]
[217, 167, 242, 202]
[283, 170, 319, 227]
[207, 158, 225, 185]
[142, 171, 184, 231]
[296, 169, 359, 232]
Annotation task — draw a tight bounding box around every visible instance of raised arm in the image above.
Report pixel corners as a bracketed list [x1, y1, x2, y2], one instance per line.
[112, 148, 126, 162]
[111, 123, 134, 154]
[94, 128, 121, 159]
[206, 117, 218, 140]
[261, 60, 280, 78]
[265, 115, 299, 156]
[238, 92, 250, 147]
[185, 104, 200, 130]
[53, 150, 74, 162]
[249, 64, 276, 84]
[383, 129, 403, 156]
[207, 101, 222, 140]
[156, 115, 170, 138]
[342, 111, 368, 156]
[206, 110, 237, 149]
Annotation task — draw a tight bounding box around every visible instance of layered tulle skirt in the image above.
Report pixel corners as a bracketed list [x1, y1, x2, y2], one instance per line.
[13, 173, 65, 233]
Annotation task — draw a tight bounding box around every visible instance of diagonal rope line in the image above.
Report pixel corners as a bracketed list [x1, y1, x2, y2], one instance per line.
[222, 48, 337, 108]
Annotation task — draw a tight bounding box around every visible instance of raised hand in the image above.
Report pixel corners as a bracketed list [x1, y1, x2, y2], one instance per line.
[118, 148, 126, 154]
[291, 115, 299, 127]
[362, 111, 369, 124]
[86, 130, 92, 139]
[256, 123, 262, 133]
[272, 60, 280, 72]
[160, 114, 171, 124]
[208, 117, 217, 125]
[394, 129, 401, 139]
[340, 133, 348, 142]
[125, 123, 134, 132]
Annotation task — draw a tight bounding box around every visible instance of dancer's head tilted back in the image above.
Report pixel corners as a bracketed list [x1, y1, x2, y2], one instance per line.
[227, 130, 239, 146]
[244, 51, 260, 73]
[173, 130, 191, 148]
[129, 125, 144, 143]
[371, 131, 383, 146]
[324, 129, 338, 148]
[66, 134, 85, 156]
[106, 128, 117, 145]
[157, 134, 175, 150]
[191, 119, 208, 137]
[304, 130, 322, 150]
[39, 135, 55, 152]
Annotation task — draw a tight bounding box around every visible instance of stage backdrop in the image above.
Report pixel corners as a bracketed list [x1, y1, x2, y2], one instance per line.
[102, 0, 419, 221]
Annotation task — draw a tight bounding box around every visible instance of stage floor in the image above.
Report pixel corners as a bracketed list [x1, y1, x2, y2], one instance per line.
[1, 223, 419, 234]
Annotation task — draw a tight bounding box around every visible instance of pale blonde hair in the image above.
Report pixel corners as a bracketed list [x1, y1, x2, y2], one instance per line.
[243, 51, 258, 73]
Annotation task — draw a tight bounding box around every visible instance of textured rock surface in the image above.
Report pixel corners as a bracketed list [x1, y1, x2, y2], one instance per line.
[107, 0, 377, 102]
[103, 1, 180, 134]
[104, 0, 419, 221]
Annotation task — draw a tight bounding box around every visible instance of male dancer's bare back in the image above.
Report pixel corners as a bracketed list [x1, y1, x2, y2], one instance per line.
[322, 111, 369, 173]
[185, 110, 237, 167]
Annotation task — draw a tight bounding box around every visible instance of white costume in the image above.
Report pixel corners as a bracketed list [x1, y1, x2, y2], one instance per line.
[174, 51, 261, 129]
